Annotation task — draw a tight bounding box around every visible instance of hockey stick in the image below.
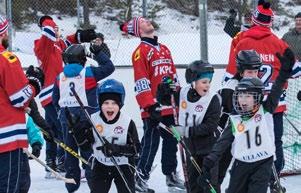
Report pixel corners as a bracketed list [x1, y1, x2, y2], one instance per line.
[23, 148, 76, 184]
[24, 108, 91, 166]
[283, 113, 301, 136]
[158, 123, 217, 193]
[162, 76, 190, 192]
[70, 87, 134, 193]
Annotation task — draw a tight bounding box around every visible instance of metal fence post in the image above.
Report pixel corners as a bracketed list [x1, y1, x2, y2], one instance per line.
[199, 0, 208, 62]
[6, 0, 12, 51]
[142, 0, 147, 17]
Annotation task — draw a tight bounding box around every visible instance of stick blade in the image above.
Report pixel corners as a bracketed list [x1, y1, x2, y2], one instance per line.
[64, 178, 76, 184]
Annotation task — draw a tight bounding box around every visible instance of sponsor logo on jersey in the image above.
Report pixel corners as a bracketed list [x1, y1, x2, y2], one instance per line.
[96, 124, 103, 134]
[237, 122, 245, 132]
[152, 59, 172, 66]
[242, 151, 269, 162]
[154, 65, 173, 77]
[181, 100, 187, 109]
[194, 105, 203, 112]
[255, 114, 262, 122]
[134, 49, 141, 61]
[114, 126, 124, 134]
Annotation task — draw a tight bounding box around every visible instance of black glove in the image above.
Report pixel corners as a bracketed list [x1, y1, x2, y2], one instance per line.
[30, 142, 42, 159]
[148, 103, 162, 122]
[26, 65, 45, 96]
[156, 83, 173, 106]
[76, 29, 97, 43]
[65, 107, 94, 151]
[276, 48, 295, 80]
[197, 156, 215, 188]
[90, 43, 111, 58]
[97, 143, 121, 157]
[229, 9, 237, 19]
[43, 126, 55, 143]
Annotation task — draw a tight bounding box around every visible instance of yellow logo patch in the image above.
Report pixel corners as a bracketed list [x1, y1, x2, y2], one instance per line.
[237, 123, 245, 132]
[96, 124, 104, 134]
[2, 51, 17, 63]
[134, 49, 141, 61]
[181, 100, 187, 109]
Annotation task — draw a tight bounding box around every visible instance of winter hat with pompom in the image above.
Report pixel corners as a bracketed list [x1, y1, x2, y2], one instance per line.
[0, 15, 8, 35]
[119, 17, 143, 37]
[252, 0, 274, 27]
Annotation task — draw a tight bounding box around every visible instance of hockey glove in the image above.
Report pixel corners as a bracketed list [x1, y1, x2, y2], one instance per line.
[76, 29, 97, 43]
[276, 48, 295, 81]
[90, 43, 111, 58]
[98, 143, 121, 157]
[148, 103, 162, 122]
[26, 65, 45, 96]
[30, 142, 42, 159]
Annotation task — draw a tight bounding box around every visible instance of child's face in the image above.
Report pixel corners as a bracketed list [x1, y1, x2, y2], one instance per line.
[101, 99, 120, 121]
[194, 78, 211, 96]
[238, 92, 255, 113]
[241, 69, 258, 78]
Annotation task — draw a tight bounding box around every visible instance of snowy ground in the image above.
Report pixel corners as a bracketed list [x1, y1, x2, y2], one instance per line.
[27, 68, 301, 193]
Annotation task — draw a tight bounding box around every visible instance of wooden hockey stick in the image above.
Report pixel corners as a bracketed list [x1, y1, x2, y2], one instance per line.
[23, 149, 76, 184]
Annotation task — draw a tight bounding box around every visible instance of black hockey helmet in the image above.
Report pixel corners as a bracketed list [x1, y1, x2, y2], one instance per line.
[185, 60, 214, 84]
[236, 50, 262, 73]
[62, 44, 87, 66]
[233, 77, 264, 117]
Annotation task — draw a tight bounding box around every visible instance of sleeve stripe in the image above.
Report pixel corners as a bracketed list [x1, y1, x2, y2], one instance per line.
[42, 26, 56, 42]
[9, 85, 33, 107]
[291, 61, 301, 78]
[64, 39, 71, 47]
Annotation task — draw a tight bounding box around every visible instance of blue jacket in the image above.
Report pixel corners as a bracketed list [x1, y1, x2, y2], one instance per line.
[52, 51, 115, 124]
[26, 116, 44, 146]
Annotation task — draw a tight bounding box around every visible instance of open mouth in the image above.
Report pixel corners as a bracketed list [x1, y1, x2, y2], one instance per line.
[107, 111, 114, 116]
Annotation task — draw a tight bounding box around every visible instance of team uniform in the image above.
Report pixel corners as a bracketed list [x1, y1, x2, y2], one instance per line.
[178, 86, 221, 193]
[132, 36, 183, 191]
[34, 17, 77, 171]
[52, 44, 114, 193]
[0, 44, 37, 192]
[204, 48, 295, 193]
[90, 112, 139, 193]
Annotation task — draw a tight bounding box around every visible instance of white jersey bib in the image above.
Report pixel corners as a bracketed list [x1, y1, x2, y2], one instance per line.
[91, 112, 131, 166]
[230, 106, 275, 163]
[222, 79, 239, 91]
[179, 86, 215, 127]
[58, 68, 88, 107]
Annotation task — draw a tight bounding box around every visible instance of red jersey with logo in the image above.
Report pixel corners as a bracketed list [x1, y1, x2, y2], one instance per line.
[34, 19, 77, 107]
[224, 26, 301, 113]
[0, 45, 36, 153]
[132, 37, 179, 118]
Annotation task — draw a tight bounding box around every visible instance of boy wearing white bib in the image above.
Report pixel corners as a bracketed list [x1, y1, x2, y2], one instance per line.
[157, 60, 221, 193]
[201, 49, 295, 193]
[90, 79, 140, 193]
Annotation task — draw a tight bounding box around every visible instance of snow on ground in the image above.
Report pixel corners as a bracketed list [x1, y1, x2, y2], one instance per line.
[27, 68, 301, 193]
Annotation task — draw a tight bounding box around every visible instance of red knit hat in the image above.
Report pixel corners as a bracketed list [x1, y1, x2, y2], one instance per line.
[0, 15, 8, 35]
[252, 0, 274, 27]
[120, 17, 143, 37]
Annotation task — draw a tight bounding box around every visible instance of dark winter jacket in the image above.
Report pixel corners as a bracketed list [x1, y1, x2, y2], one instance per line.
[282, 28, 301, 60]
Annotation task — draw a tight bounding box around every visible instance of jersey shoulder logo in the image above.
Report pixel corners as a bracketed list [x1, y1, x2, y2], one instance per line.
[1, 51, 17, 63]
[134, 48, 141, 61]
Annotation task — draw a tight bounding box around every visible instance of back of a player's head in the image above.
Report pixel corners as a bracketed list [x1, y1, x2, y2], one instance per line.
[62, 44, 87, 66]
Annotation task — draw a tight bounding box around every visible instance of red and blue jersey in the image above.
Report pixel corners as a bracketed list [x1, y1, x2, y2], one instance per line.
[34, 19, 77, 107]
[0, 45, 36, 153]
